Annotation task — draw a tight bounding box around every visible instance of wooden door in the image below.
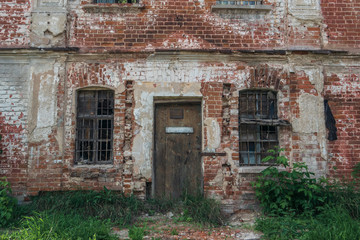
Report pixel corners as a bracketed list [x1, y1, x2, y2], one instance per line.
[154, 103, 202, 199]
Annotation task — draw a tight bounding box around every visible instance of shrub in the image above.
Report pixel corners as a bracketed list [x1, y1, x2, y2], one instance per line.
[253, 148, 360, 240]
[0, 177, 17, 227]
[252, 148, 326, 215]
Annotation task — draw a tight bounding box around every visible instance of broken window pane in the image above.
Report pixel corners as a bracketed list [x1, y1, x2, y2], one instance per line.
[239, 90, 278, 166]
[75, 90, 114, 164]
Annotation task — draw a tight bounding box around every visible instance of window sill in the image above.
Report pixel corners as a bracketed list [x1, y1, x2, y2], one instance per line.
[82, 3, 145, 13]
[238, 165, 285, 173]
[72, 164, 114, 169]
[211, 4, 272, 11]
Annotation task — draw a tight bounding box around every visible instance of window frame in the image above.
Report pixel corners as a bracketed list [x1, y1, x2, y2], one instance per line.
[238, 89, 279, 166]
[75, 89, 114, 165]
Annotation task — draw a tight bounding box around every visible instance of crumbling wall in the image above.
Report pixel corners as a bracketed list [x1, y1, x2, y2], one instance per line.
[1, 0, 360, 213]
[26, 56, 67, 195]
[0, 58, 30, 196]
[60, 60, 127, 192]
[0, 0, 31, 47]
[68, 0, 285, 51]
[324, 64, 360, 178]
[321, 0, 360, 51]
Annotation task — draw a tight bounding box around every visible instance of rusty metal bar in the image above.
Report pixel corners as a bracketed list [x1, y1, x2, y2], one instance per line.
[76, 90, 114, 164]
[239, 90, 278, 166]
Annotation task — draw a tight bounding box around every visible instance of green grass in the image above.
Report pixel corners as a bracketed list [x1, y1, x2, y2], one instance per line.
[0, 212, 117, 240]
[256, 206, 360, 240]
[0, 188, 225, 239]
[128, 224, 148, 240]
[182, 193, 224, 226]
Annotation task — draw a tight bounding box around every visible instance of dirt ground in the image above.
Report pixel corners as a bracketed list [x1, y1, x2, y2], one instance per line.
[113, 211, 263, 240]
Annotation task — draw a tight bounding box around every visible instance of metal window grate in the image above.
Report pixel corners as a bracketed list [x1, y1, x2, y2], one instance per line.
[75, 90, 114, 164]
[239, 90, 278, 166]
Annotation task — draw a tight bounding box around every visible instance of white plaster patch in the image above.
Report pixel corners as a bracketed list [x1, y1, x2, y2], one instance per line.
[30, 60, 58, 141]
[204, 118, 221, 151]
[132, 82, 202, 179]
[292, 93, 325, 134]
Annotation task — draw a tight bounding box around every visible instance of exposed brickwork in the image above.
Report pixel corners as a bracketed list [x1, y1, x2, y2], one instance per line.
[321, 0, 360, 51]
[0, 0, 30, 47]
[69, 0, 284, 52]
[0, 0, 359, 213]
[62, 61, 126, 193]
[324, 69, 360, 178]
[0, 63, 29, 196]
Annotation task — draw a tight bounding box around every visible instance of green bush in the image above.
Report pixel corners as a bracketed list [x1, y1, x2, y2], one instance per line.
[0, 177, 17, 227]
[252, 148, 326, 215]
[253, 148, 360, 240]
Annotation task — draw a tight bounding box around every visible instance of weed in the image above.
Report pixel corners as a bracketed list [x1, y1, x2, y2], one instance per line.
[145, 196, 176, 214]
[170, 228, 179, 235]
[0, 212, 117, 240]
[128, 224, 147, 240]
[0, 177, 17, 227]
[252, 148, 326, 215]
[253, 148, 360, 240]
[302, 206, 360, 240]
[28, 188, 144, 226]
[255, 214, 308, 240]
[182, 193, 224, 226]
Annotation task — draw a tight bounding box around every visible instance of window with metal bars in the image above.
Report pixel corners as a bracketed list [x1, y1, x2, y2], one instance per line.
[75, 90, 114, 165]
[94, 0, 139, 3]
[239, 90, 278, 166]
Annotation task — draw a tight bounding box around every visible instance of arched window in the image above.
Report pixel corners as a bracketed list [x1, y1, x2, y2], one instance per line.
[75, 89, 114, 164]
[239, 90, 278, 165]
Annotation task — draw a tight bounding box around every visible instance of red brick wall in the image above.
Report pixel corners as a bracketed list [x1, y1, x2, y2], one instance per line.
[0, 63, 29, 196]
[0, 0, 30, 47]
[69, 0, 284, 52]
[321, 0, 360, 51]
[325, 70, 360, 178]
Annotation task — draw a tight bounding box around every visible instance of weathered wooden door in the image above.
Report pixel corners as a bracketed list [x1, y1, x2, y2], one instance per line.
[154, 103, 202, 199]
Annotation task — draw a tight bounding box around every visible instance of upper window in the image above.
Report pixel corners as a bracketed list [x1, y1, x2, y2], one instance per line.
[239, 90, 278, 166]
[75, 90, 114, 165]
[94, 0, 139, 3]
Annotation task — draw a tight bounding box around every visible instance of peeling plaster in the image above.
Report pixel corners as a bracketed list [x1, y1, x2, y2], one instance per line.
[204, 118, 221, 151]
[132, 82, 202, 179]
[292, 93, 325, 134]
[29, 60, 58, 142]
